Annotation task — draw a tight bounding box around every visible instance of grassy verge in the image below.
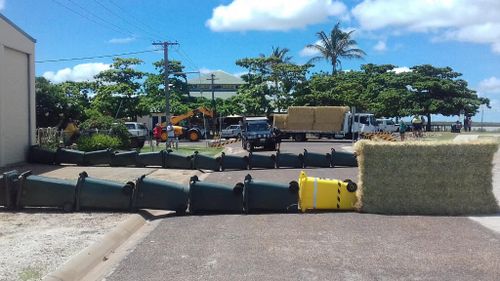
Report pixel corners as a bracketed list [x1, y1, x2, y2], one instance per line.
[140, 145, 223, 156]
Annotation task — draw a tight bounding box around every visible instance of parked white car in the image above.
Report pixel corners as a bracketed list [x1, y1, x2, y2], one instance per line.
[221, 124, 242, 139]
[376, 118, 399, 132]
[125, 122, 148, 148]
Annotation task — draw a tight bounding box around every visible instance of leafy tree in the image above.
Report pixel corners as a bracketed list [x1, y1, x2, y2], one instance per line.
[92, 57, 145, 119]
[307, 22, 366, 75]
[35, 77, 91, 127]
[404, 65, 488, 130]
[140, 59, 192, 116]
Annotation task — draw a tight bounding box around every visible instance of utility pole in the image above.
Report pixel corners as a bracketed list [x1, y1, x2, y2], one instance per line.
[152, 41, 178, 149]
[207, 73, 219, 136]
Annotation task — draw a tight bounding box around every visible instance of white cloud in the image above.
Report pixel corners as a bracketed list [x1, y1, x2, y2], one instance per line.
[206, 0, 347, 32]
[391, 66, 412, 74]
[299, 40, 322, 57]
[43, 62, 110, 83]
[108, 37, 136, 44]
[351, 0, 500, 54]
[373, 40, 387, 52]
[0, 0, 5, 10]
[478, 77, 500, 94]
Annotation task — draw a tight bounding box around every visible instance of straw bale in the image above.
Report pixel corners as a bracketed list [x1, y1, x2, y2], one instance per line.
[273, 114, 288, 130]
[354, 140, 499, 215]
[313, 106, 349, 132]
[286, 106, 315, 130]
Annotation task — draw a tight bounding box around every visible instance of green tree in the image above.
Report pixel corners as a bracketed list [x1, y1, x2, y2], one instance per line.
[140, 59, 192, 116]
[92, 57, 145, 119]
[404, 65, 488, 130]
[307, 23, 366, 75]
[35, 77, 91, 127]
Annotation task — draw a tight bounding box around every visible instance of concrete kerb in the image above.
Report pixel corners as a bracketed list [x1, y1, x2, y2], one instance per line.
[42, 209, 166, 281]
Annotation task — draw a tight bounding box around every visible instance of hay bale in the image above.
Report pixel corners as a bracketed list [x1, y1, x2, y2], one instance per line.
[287, 106, 315, 130]
[354, 140, 499, 215]
[313, 106, 349, 132]
[273, 114, 288, 130]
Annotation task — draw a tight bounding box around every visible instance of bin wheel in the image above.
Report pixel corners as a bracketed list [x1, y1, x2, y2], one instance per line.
[344, 179, 357, 192]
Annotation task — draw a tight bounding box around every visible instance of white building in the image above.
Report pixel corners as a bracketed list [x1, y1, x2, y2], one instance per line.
[0, 14, 36, 167]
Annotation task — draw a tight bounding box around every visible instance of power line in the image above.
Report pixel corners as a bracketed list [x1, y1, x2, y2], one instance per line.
[35, 49, 158, 63]
[91, 0, 158, 40]
[51, 0, 132, 37]
[107, 0, 165, 39]
[64, 0, 141, 39]
[174, 47, 202, 73]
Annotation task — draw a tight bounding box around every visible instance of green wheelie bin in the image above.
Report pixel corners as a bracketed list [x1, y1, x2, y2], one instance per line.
[28, 145, 56, 165]
[1, 170, 19, 209]
[276, 152, 304, 169]
[330, 148, 358, 167]
[110, 151, 138, 167]
[243, 174, 299, 213]
[248, 152, 276, 169]
[55, 148, 85, 165]
[17, 171, 76, 211]
[165, 150, 193, 169]
[303, 149, 331, 168]
[133, 175, 188, 213]
[76, 172, 134, 211]
[189, 176, 244, 214]
[192, 151, 221, 171]
[220, 152, 248, 171]
[84, 149, 112, 166]
[136, 151, 164, 167]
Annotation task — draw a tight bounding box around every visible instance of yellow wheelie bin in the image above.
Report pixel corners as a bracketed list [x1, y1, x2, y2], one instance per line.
[298, 171, 357, 212]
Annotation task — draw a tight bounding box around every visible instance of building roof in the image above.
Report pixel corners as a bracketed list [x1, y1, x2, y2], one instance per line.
[187, 70, 245, 85]
[0, 13, 36, 43]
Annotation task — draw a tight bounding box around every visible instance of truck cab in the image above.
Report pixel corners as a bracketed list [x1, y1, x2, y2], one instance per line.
[344, 113, 378, 137]
[241, 117, 277, 151]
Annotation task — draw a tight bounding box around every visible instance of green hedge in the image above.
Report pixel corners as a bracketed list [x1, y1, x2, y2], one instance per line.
[77, 134, 122, 152]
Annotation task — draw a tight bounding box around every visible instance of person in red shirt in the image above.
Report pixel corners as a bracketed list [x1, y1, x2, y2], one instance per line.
[153, 123, 162, 146]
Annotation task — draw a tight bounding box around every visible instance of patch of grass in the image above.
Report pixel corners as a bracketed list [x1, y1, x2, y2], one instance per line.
[140, 146, 223, 157]
[19, 266, 42, 281]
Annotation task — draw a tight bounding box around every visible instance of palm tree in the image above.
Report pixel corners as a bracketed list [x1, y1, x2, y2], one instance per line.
[307, 23, 366, 75]
[259, 46, 292, 63]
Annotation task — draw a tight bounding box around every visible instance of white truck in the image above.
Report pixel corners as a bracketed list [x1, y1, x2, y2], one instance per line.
[376, 118, 399, 133]
[273, 106, 378, 141]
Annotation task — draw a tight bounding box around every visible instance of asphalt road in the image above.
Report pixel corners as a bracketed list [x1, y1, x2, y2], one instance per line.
[105, 140, 500, 281]
[107, 214, 500, 281]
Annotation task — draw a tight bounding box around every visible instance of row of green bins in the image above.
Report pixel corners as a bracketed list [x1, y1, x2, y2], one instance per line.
[1, 170, 19, 209]
[165, 150, 193, 169]
[189, 176, 244, 214]
[17, 171, 76, 211]
[331, 148, 358, 167]
[192, 151, 221, 171]
[28, 145, 56, 165]
[55, 148, 85, 165]
[76, 171, 134, 211]
[134, 175, 188, 213]
[303, 149, 331, 168]
[136, 151, 164, 167]
[243, 174, 299, 213]
[84, 149, 112, 166]
[111, 151, 138, 167]
[248, 152, 275, 169]
[220, 152, 248, 171]
[276, 152, 304, 168]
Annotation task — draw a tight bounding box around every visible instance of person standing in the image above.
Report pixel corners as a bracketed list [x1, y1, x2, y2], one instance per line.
[153, 123, 162, 146]
[411, 115, 422, 138]
[166, 122, 176, 149]
[399, 121, 407, 141]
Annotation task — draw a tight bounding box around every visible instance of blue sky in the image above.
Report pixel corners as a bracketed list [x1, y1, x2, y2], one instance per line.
[2, 0, 500, 122]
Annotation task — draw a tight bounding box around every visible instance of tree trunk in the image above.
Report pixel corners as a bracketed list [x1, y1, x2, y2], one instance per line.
[426, 113, 432, 132]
